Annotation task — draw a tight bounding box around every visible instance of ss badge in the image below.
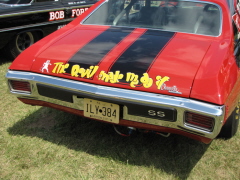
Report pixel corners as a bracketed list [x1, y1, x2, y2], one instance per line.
[148, 110, 165, 117]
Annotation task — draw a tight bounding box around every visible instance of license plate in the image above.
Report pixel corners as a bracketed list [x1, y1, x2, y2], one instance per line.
[84, 98, 119, 123]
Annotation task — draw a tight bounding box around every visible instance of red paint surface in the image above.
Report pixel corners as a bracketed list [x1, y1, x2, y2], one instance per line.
[8, 0, 240, 138]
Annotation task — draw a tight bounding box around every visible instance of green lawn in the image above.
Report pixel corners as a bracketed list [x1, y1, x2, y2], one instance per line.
[1, 58, 239, 180]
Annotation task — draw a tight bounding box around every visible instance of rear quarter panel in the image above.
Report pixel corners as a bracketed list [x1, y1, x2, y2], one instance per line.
[191, 0, 240, 120]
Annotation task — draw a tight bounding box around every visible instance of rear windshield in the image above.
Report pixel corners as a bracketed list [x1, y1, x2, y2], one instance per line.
[83, 0, 221, 36]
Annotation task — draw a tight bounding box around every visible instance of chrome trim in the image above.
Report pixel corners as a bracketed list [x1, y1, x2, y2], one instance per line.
[0, 8, 65, 18]
[6, 70, 225, 139]
[81, 0, 222, 37]
[67, 5, 93, 9]
[0, 19, 72, 33]
[0, 3, 31, 7]
[0, 4, 93, 18]
[8, 79, 32, 95]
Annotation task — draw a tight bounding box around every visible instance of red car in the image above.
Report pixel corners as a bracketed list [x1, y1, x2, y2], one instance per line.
[6, 0, 240, 144]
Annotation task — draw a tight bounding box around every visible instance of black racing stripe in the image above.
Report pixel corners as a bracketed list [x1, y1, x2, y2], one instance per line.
[66, 27, 133, 71]
[109, 30, 175, 76]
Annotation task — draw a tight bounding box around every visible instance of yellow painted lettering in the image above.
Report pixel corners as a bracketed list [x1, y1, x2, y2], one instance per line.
[156, 76, 170, 89]
[59, 63, 69, 73]
[88, 66, 99, 78]
[99, 70, 123, 83]
[109, 71, 124, 83]
[71, 65, 80, 77]
[126, 72, 139, 87]
[78, 66, 99, 78]
[52, 62, 63, 73]
[108, 72, 114, 83]
[79, 68, 88, 78]
[140, 73, 153, 88]
[99, 71, 110, 82]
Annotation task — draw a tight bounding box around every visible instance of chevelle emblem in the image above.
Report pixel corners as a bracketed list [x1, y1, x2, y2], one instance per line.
[161, 84, 182, 94]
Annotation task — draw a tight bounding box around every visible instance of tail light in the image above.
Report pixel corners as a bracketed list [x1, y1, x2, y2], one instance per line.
[9, 80, 31, 94]
[184, 111, 215, 132]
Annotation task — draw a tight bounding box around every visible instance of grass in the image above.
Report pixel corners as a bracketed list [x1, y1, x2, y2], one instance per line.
[0, 57, 240, 180]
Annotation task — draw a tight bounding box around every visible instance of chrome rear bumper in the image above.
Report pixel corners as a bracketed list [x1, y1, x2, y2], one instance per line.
[6, 70, 225, 139]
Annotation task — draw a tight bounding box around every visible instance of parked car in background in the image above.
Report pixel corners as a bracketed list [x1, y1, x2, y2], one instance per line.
[0, 0, 97, 59]
[6, 0, 240, 144]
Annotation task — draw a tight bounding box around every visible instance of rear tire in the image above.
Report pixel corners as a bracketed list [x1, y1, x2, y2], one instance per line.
[218, 102, 239, 139]
[4, 31, 36, 60]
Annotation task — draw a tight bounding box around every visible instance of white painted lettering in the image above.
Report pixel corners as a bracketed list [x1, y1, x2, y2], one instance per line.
[49, 11, 65, 21]
[71, 8, 89, 18]
[49, 12, 55, 21]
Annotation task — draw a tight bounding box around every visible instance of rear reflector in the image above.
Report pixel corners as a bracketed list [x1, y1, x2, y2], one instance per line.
[184, 111, 214, 132]
[9, 80, 31, 93]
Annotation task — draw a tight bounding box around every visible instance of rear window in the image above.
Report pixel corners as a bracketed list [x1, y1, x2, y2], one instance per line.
[83, 0, 221, 36]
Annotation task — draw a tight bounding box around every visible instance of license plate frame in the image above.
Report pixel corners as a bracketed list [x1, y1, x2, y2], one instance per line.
[84, 98, 120, 124]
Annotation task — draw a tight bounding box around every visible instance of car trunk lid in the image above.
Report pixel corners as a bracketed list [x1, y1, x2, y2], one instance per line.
[31, 26, 212, 97]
